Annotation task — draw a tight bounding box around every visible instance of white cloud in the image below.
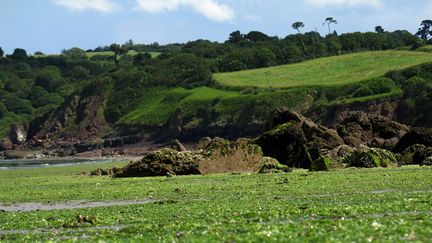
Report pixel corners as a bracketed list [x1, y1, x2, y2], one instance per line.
[52, 0, 117, 13]
[305, 0, 382, 8]
[135, 0, 235, 22]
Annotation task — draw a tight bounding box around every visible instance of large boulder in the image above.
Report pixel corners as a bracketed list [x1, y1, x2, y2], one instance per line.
[412, 147, 432, 165]
[256, 109, 344, 168]
[394, 127, 432, 153]
[421, 157, 432, 166]
[336, 111, 409, 150]
[400, 144, 427, 165]
[9, 124, 27, 145]
[114, 138, 269, 177]
[258, 157, 292, 174]
[114, 148, 202, 177]
[0, 138, 13, 151]
[343, 148, 399, 168]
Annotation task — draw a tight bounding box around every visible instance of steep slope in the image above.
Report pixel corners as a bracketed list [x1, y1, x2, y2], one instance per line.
[28, 80, 111, 143]
[27, 54, 432, 144]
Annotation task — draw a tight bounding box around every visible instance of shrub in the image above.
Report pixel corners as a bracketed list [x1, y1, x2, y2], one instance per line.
[0, 102, 7, 118]
[35, 66, 64, 92]
[4, 96, 33, 114]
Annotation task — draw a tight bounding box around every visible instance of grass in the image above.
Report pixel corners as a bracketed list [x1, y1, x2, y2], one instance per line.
[416, 45, 432, 53]
[0, 164, 431, 241]
[119, 87, 242, 127]
[33, 51, 161, 59]
[117, 86, 312, 130]
[85, 50, 161, 58]
[214, 51, 432, 88]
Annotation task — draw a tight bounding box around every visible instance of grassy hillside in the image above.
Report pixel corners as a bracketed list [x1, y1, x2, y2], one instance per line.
[116, 86, 311, 137]
[214, 51, 432, 88]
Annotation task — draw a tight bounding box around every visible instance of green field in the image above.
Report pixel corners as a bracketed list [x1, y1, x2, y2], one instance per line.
[0, 163, 431, 241]
[33, 50, 161, 58]
[214, 51, 432, 88]
[85, 50, 161, 58]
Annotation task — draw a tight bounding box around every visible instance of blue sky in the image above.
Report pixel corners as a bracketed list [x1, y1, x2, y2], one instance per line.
[1, 0, 431, 54]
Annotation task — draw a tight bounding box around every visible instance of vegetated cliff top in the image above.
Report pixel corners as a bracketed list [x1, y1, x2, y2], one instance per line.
[214, 51, 432, 88]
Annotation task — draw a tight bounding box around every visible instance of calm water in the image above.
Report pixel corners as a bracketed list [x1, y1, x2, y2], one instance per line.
[0, 158, 117, 170]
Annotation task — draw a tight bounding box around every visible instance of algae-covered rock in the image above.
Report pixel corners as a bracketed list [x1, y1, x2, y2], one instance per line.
[421, 157, 432, 166]
[114, 138, 266, 177]
[412, 147, 432, 165]
[256, 109, 344, 169]
[258, 157, 292, 174]
[310, 156, 335, 171]
[400, 144, 427, 165]
[114, 148, 202, 177]
[344, 148, 399, 168]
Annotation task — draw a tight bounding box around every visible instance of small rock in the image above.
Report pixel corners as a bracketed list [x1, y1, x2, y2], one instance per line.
[171, 139, 187, 152]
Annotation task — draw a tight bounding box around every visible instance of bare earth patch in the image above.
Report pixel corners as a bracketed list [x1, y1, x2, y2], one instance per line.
[0, 199, 158, 212]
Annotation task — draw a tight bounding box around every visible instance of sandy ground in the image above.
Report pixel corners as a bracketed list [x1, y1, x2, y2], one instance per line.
[0, 199, 159, 212]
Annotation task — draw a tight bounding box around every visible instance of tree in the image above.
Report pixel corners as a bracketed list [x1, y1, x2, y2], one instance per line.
[292, 22, 305, 34]
[35, 66, 63, 92]
[9, 48, 27, 61]
[245, 31, 271, 42]
[416, 20, 432, 40]
[62, 47, 87, 61]
[375, 26, 384, 33]
[110, 44, 128, 66]
[123, 39, 134, 50]
[0, 47, 4, 57]
[227, 31, 244, 44]
[323, 17, 338, 34]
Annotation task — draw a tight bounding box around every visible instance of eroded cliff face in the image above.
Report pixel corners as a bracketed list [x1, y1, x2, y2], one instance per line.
[25, 94, 430, 146]
[28, 94, 109, 144]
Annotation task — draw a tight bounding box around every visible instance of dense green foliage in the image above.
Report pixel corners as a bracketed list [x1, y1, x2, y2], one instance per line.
[0, 164, 431, 241]
[0, 29, 431, 138]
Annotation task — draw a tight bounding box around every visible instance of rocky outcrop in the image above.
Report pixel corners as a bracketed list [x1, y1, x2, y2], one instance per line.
[336, 111, 409, 150]
[394, 127, 432, 153]
[343, 148, 399, 168]
[28, 94, 109, 144]
[255, 109, 344, 168]
[9, 124, 27, 145]
[422, 157, 432, 166]
[114, 138, 271, 177]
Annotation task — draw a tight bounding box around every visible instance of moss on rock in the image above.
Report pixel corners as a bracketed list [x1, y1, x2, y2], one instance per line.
[258, 157, 292, 174]
[421, 157, 432, 166]
[344, 148, 399, 168]
[310, 155, 335, 171]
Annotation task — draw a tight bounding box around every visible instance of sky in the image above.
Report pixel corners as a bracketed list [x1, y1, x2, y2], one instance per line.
[0, 0, 431, 54]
